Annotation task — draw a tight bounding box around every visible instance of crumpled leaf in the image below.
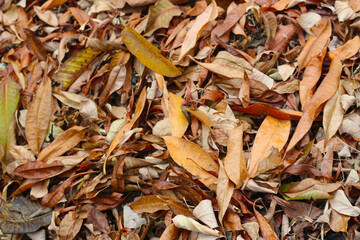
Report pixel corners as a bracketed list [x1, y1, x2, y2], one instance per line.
[121, 24, 181, 77]
[335, 0, 360, 21]
[0, 197, 52, 234]
[144, 0, 183, 36]
[172, 215, 221, 236]
[296, 12, 321, 36]
[330, 190, 360, 217]
[193, 200, 218, 229]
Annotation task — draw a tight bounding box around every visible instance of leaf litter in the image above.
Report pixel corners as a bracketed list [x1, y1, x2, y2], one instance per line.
[0, 0, 360, 239]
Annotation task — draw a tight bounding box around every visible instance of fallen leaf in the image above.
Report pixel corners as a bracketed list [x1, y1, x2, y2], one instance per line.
[217, 160, 234, 224]
[25, 78, 52, 154]
[253, 205, 279, 240]
[121, 24, 181, 77]
[179, 0, 218, 60]
[13, 161, 64, 179]
[163, 136, 218, 189]
[130, 195, 180, 213]
[37, 126, 86, 161]
[223, 124, 248, 188]
[330, 190, 360, 217]
[172, 215, 221, 236]
[329, 35, 360, 60]
[193, 200, 218, 228]
[58, 211, 83, 240]
[168, 93, 188, 138]
[247, 116, 290, 180]
[286, 58, 342, 153]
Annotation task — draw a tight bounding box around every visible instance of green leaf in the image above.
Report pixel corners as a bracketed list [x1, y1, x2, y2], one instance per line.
[0, 78, 19, 155]
[282, 190, 332, 201]
[121, 24, 182, 77]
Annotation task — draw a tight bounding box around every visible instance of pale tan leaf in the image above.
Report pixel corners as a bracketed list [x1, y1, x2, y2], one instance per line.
[172, 215, 221, 236]
[217, 160, 234, 224]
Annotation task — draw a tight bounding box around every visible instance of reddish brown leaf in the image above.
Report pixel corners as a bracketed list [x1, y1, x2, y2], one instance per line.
[13, 161, 64, 179]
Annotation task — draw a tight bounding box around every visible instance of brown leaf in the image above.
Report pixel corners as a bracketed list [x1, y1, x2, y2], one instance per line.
[13, 161, 64, 179]
[130, 195, 180, 213]
[59, 211, 83, 240]
[24, 29, 47, 61]
[25, 78, 52, 154]
[37, 126, 86, 161]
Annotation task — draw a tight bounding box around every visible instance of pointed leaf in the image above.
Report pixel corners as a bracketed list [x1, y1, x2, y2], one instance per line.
[13, 161, 64, 179]
[25, 78, 52, 154]
[130, 195, 180, 213]
[163, 136, 218, 189]
[37, 126, 86, 161]
[217, 160, 234, 224]
[329, 35, 360, 60]
[248, 116, 290, 179]
[0, 78, 19, 154]
[169, 93, 188, 138]
[53, 47, 100, 91]
[172, 215, 221, 236]
[224, 125, 248, 188]
[144, 0, 182, 36]
[121, 24, 181, 77]
[254, 206, 279, 240]
[286, 58, 342, 153]
[179, 0, 218, 60]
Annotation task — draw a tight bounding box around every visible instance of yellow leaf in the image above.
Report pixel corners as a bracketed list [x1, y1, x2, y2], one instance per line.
[163, 136, 218, 190]
[121, 24, 181, 77]
[53, 47, 100, 92]
[168, 93, 189, 138]
[248, 116, 290, 180]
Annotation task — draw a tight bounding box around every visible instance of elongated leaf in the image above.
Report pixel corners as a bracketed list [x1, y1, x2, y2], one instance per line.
[179, 0, 218, 60]
[0, 197, 52, 234]
[248, 116, 290, 180]
[286, 58, 342, 153]
[121, 24, 181, 77]
[0, 78, 19, 155]
[13, 161, 64, 179]
[329, 35, 360, 60]
[104, 88, 147, 173]
[172, 215, 221, 236]
[254, 206, 279, 240]
[217, 160, 234, 224]
[25, 78, 52, 154]
[144, 0, 182, 36]
[224, 125, 248, 188]
[24, 29, 47, 61]
[297, 18, 331, 69]
[163, 136, 218, 190]
[168, 93, 188, 138]
[323, 82, 345, 143]
[53, 47, 100, 91]
[282, 190, 332, 200]
[37, 126, 86, 161]
[130, 195, 179, 213]
[299, 45, 327, 110]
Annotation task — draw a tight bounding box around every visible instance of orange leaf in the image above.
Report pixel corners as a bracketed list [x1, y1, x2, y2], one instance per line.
[179, 0, 218, 60]
[163, 136, 218, 189]
[37, 126, 86, 161]
[41, 0, 69, 10]
[103, 88, 147, 173]
[25, 78, 52, 154]
[130, 195, 180, 213]
[121, 24, 181, 77]
[299, 45, 327, 110]
[248, 116, 290, 179]
[69, 7, 89, 26]
[329, 35, 360, 60]
[168, 93, 189, 137]
[224, 125, 248, 188]
[286, 58, 342, 153]
[297, 18, 331, 69]
[254, 205, 280, 240]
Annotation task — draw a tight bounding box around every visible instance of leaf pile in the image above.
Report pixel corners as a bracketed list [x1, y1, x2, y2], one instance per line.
[0, 0, 360, 239]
